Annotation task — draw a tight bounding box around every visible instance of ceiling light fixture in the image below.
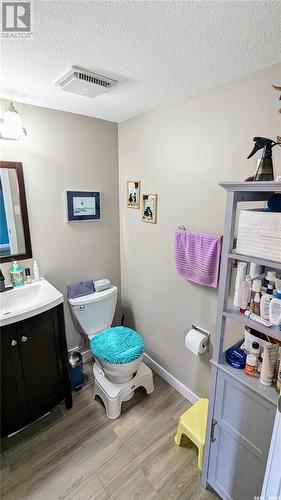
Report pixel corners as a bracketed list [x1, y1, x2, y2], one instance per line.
[0, 102, 27, 140]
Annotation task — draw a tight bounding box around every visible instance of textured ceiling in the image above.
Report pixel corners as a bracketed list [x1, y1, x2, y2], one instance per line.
[1, 1, 280, 122]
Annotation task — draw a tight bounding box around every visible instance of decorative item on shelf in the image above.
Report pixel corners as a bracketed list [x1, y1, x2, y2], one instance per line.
[127, 180, 140, 209]
[0, 102, 27, 140]
[66, 191, 101, 222]
[245, 137, 279, 182]
[141, 193, 158, 224]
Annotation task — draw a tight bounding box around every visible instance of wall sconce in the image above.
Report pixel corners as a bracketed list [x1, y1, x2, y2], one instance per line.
[0, 102, 27, 140]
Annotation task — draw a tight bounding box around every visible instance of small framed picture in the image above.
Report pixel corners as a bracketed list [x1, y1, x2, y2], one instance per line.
[142, 193, 158, 224]
[66, 191, 101, 222]
[127, 181, 141, 208]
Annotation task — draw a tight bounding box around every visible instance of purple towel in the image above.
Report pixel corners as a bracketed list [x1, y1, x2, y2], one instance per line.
[175, 229, 222, 288]
[67, 280, 95, 299]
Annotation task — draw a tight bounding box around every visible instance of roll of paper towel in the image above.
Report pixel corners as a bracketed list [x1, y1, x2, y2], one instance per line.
[185, 328, 208, 355]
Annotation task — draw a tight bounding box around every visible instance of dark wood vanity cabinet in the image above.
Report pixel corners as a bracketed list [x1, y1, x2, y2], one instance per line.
[1, 304, 72, 437]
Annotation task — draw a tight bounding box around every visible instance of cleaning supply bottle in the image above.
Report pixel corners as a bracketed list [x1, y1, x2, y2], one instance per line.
[269, 289, 281, 326]
[260, 284, 274, 320]
[33, 260, 40, 281]
[9, 261, 24, 287]
[246, 137, 279, 181]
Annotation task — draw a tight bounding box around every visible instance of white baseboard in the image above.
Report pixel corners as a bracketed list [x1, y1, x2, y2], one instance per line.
[143, 353, 199, 404]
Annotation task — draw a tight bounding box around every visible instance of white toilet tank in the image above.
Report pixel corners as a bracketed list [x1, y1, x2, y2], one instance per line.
[69, 286, 118, 337]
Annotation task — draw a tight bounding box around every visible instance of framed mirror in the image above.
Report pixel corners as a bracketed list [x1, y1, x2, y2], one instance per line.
[0, 161, 32, 263]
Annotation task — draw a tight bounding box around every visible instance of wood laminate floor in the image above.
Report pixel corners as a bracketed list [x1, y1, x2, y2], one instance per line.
[1, 363, 218, 500]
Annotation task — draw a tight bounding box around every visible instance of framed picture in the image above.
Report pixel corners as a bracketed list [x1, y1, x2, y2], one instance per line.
[142, 193, 158, 224]
[66, 191, 101, 222]
[127, 181, 141, 208]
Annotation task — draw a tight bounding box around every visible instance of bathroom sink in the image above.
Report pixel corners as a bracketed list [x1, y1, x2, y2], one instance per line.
[0, 278, 63, 326]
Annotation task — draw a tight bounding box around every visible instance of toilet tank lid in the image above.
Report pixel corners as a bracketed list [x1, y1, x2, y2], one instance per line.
[68, 285, 118, 306]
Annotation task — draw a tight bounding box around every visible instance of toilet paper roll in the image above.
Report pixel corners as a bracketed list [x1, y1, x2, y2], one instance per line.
[184, 328, 208, 355]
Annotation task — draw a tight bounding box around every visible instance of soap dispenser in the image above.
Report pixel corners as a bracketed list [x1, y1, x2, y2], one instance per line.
[9, 261, 24, 287]
[0, 269, 6, 292]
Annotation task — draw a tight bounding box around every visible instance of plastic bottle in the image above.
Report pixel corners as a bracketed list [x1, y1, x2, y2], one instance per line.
[257, 356, 263, 374]
[269, 289, 281, 326]
[240, 275, 252, 313]
[251, 341, 260, 359]
[233, 262, 247, 307]
[251, 279, 262, 301]
[277, 356, 281, 392]
[253, 292, 260, 316]
[9, 261, 24, 287]
[249, 263, 263, 279]
[33, 260, 40, 281]
[244, 354, 257, 377]
[25, 268, 32, 284]
[264, 270, 276, 289]
[260, 284, 274, 320]
[260, 345, 279, 386]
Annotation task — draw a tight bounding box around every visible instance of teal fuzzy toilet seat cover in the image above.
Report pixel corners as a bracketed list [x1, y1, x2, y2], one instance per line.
[90, 326, 144, 364]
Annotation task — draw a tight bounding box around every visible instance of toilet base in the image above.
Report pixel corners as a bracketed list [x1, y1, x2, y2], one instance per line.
[93, 361, 154, 419]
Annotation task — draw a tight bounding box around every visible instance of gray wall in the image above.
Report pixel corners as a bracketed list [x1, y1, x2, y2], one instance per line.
[118, 64, 281, 398]
[1, 100, 120, 349]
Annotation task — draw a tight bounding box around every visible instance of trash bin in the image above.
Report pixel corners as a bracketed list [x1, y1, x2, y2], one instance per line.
[69, 351, 84, 391]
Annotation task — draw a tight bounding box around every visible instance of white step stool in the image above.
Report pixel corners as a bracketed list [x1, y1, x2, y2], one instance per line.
[93, 361, 154, 419]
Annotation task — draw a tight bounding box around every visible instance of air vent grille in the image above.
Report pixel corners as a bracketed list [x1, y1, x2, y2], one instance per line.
[76, 72, 112, 88]
[55, 66, 117, 98]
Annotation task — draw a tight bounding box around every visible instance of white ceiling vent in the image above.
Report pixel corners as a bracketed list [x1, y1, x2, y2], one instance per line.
[55, 66, 117, 98]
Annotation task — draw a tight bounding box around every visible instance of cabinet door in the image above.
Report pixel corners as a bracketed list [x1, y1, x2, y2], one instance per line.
[19, 308, 65, 420]
[1, 324, 28, 436]
[208, 370, 275, 500]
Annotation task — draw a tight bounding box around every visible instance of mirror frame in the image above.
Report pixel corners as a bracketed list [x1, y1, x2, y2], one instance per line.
[0, 161, 32, 263]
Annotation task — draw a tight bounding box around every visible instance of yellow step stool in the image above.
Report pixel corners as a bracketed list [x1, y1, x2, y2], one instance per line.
[175, 398, 208, 470]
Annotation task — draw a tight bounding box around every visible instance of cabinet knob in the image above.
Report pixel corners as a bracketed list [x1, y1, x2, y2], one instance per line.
[21, 336, 28, 343]
[11, 339, 17, 346]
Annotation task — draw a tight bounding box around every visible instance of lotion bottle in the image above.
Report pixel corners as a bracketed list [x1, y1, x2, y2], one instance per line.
[33, 260, 40, 281]
[240, 274, 252, 313]
[269, 289, 281, 326]
[234, 262, 247, 307]
[260, 284, 274, 320]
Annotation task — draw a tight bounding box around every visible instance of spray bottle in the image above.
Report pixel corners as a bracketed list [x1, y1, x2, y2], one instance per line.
[246, 137, 279, 181]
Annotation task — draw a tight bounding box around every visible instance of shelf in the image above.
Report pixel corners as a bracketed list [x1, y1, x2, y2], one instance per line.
[211, 358, 279, 406]
[219, 181, 281, 193]
[223, 305, 281, 342]
[229, 251, 281, 271]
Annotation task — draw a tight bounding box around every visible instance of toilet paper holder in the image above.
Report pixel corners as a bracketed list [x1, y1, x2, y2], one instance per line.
[191, 324, 210, 351]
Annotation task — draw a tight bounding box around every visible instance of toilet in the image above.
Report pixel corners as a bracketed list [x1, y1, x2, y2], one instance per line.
[68, 283, 154, 418]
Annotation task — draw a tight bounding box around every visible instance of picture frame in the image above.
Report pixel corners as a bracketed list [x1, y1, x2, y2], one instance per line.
[141, 193, 158, 224]
[66, 191, 101, 222]
[127, 180, 141, 209]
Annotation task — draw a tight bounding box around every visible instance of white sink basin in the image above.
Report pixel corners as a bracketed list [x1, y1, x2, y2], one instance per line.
[0, 278, 63, 326]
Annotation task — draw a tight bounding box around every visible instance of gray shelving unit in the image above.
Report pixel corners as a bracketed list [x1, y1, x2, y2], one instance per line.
[202, 181, 281, 500]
